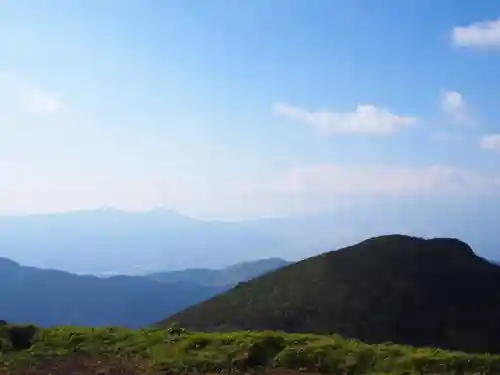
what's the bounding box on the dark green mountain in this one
[147,257,289,286]
[162,234,500,353]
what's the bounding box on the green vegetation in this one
[4,235,500,374]
[161,235,500,354]
[2,324,500,374]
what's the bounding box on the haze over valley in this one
[1,201,499,275]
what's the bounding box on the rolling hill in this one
[0,257,287,328]
[147,257,289,286]
[162,234,500,353]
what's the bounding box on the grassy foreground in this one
[2,325,500,374]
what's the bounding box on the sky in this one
[1,0,500,220]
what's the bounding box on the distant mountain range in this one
[0,209,296,275]
[0,256,288,328]
[1,205,499,276]
[163,235,500,354]
[148,257,289,286]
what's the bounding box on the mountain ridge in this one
[162,234,500,353]
[0,209,290,275]
[147,257,289,286]
[2,207,499,275]
[0,256,287,328]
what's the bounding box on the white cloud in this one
[441,91,464,114]
[452,19,500,49]
[16,86,62,115]
[3,159,497,220]
[0,73,62,118]
[441,90,468,124]
[228,164,495,209]
[273,164,492,196]
[198,163,500,218]
[274,103,416,134]
[480,134,500,151]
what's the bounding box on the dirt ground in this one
[0,354,151,375]
[0,357,324,375]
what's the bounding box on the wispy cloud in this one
[234,164,498,201]
[441,91,464,115]
[480,134,500,151]
[0,72,63,119]
[441,91,469,124]
[274,103,416,135]
[452,19,500,49]
[16,86,62,115]
[274,164,494,196]
[220,163,500,218]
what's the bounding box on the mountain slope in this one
[162,234,500,353]
[0,258,227,328]
[147,257,289,286]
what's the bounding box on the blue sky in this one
[1,0,500,219]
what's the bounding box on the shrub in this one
[6,324,39,350]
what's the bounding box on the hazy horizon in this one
[2,1,500,221]
[1,1,500,273]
